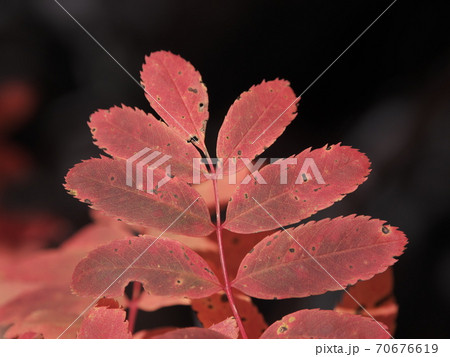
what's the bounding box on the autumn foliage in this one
[0,51,407,339]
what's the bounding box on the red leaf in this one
[3,223,131,286]
[232,215,407,299]
[141,51,209,151]
[0,286,92,339]
[65,157,214,237]
[153,327,229,339]
[209,317,239,339]
[77,305,131,339]
[191,292,267,339]
[72,235,222,299]
[89,105,207,182]
[217,79,298,173]
[260,309,391,338]
[335,268,398,334]
[136,293,190,312]
[224,144,371,233]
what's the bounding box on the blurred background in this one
[0,0,449,338]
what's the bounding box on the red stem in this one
[128,281,142,333]
[207,157,248,339]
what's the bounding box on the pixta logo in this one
[126,148,172,194]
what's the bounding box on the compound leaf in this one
[232,215,407,299]
[89,105,207,182]
[65,157,214,237]
[224,144,371,233]
[141,51,209,151]
[72,235,222,299]
[260,309,391,338]
[217,79,298,173]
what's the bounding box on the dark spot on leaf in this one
[178,71,182,75]
[244,193,249,199]
[188,136,198,143]
[84,199,92,205]
[294,196,299,200]
[110,176,115,181]
[128,240,132,245]
[156,96,161,101]
[184,252,189,260]
[277,256,281,260]
[232,237,239,245]
[117,218,122,221]
[169,250,173,254]
[114,248,118,252]
[349,265,353,269]
[312,246,316,251]
[220,294,228,303]
[382,226,390,234]
[207,304,213,309]
[269,89,273,92]
[174,194,178,198]
[198,102,205,112]
[237,150,242,156]
[303,199,307,202]
[326,145,332,151]
[302,173,308,182]
[167,143,171,146]
[176,279,182,284]
[249,248,254,254]
[289,248,295,253]
[243,265,248,269]
[188,87,198,93]
[241,317,247,322]
[273,297,278,300]
[204,267,213,275]
[226,136,229,140]
[278,326,288,334]
[266,241,271,246]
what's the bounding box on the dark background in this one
[1,0,449,338]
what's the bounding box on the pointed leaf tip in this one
[217,79,299,173]
[141,51,209,150]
